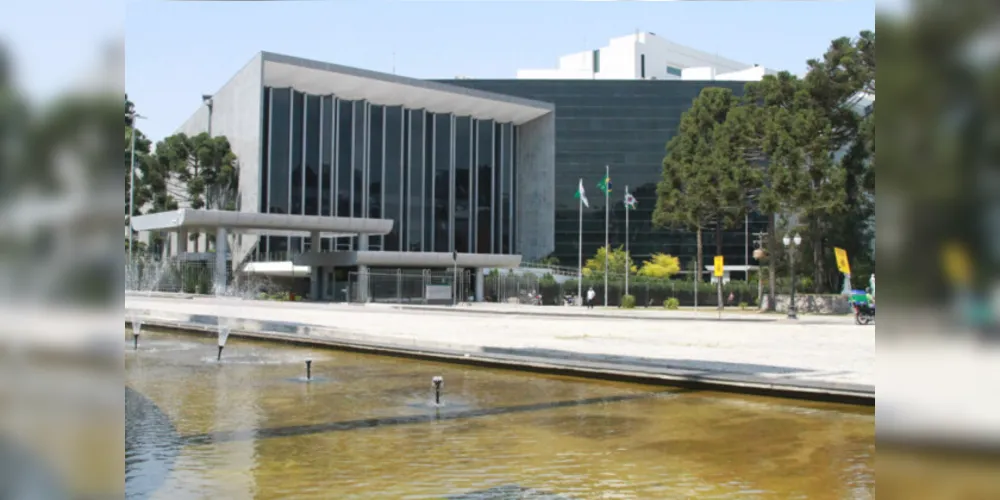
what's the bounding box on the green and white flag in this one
[624,186,637,210]
[574,178,590,208]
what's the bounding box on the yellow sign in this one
[942,242,972,286]
[714,256,724,277]
[834,247,851,275]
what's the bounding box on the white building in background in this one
[517,31,778,81]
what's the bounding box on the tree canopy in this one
[655,29,876,294]
[637,253,681,278]
[125,99,239,254]
[583,245,636,277]
[654,87,739,282]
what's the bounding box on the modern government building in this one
[162,32,805,298]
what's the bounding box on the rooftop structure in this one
[516,32,778,81]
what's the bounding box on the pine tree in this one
[654,87,736,286]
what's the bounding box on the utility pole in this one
[127,110,146,265]
[753,230,768,306]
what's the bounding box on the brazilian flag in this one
[597,176,612,195]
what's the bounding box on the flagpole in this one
[578,179,583,306]
[625,186,629,297]
[604,164,609,308]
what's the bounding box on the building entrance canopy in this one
[130,209,393,238]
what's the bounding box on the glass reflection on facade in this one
[475,120,493,254]
[442,79,762,267]
[257,86,522,259]
[369,105,384,250]
[433,113,451,253]
[454,117,472,254]
[407,110,424,252]
[336,99,353,249]
[320,96,334,251]
[384,107,403,251]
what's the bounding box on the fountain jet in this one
[217,327,230,361]
[130,317,142,350]
[432,376,443,406]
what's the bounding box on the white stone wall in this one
[515,112,556,260]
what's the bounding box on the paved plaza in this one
[124,295,874,401]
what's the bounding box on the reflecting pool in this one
[126,329,874,499]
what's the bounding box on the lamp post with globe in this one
[782,233,802,319]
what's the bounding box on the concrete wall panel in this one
[516,112,555,260]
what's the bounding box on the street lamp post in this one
[452,250,459,306]
[127,112,146,265]
[782,233,802,319]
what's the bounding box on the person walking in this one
[586,287,596,310]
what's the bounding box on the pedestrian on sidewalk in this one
[586,287,596,309]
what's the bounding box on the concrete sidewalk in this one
[125,295,874,404]
[124,291,852,324]
[385,302,854,325]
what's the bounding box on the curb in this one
[388,305,780,323]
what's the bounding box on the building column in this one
[309,231,321,301]
[358,264,369,303]
[475,268,485,302]
[357,234,370,303]
[176,229,187,258]
[214,228,228,296]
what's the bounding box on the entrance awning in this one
[130,209,393,237]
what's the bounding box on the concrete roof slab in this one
[130,209,393,236]
[261,52,554,125]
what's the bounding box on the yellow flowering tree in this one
[637,253,681,278]
[584,245,636,276]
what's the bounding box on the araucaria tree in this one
[155,132,239,251]
[126,97,179,255]
[654,87,737,285]
[654,29,875,296]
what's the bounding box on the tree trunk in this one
[767,213,777,312]
[813,231,824,293]
[696,227,703,290]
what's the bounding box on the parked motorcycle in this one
[853,301,875,325]
[850,289,875,325]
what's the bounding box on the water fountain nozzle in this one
[305,359,313,381]
[217,345,224,362]
[432,376,443,405]
[133,333,139,351]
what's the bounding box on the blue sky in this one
[123,0,874,142]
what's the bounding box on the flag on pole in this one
[574,179,590,208]
[623,187,637,210]
[598,175,612,195]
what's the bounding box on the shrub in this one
[664,297,680,310]
[196,269,213,295]
[739,302,749,310]
[621,294,636,309]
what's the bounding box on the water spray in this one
[130,319,142,351]
[217,327,230,362]
[432,376,443,406]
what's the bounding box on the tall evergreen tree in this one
[654,87,737,285]
[155,132,239,251]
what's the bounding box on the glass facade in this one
[440,79,765,268]
[258,87,519,258]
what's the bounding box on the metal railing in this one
[346,269,472,305]
[517,260,579,277]
[483,272,544,304]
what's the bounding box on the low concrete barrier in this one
[760,294,852,315]
[126,307,873,406]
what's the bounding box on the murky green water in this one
[125,329,874,499]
